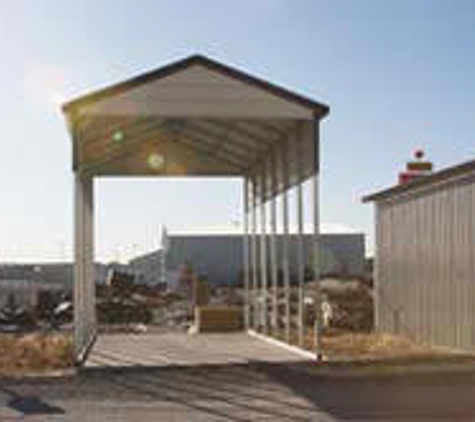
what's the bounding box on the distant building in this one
[0,263,108,310]
[129,229,366,287]
[364,156,475,351]
[128,254,163,285]
[0,278,78,310]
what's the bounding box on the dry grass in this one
[321,331,455,361]
[270,328,463,362]
[0,333,74,375]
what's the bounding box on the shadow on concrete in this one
[2,361,475,420]
[1,386,65,416]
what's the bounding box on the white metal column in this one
[260,164,268,334]
[74,172,96,361]
[243,177,250,329]
[311,120,322,359]
[280,145,291,343]
[269,151,278,334]
[295,125,306,347]
[251,176,259,330]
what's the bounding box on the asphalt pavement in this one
[2,362,475,421]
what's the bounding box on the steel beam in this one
[204,119,274,147]
[189,120,269,152]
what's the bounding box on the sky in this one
[0,0,475,263]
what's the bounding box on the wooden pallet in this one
[194,305,243,333]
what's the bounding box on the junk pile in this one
[97,269,153,326]
[321,278,374,333]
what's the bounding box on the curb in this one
[290,362,475,378]
[0,367,77,380]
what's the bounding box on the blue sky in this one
[1,0,474,262]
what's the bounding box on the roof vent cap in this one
[398,149,434,185]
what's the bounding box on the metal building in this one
[62,55,330,360]
[364,158,475,351]
[129,230,365,286]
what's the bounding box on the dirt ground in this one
[0,334,73,376]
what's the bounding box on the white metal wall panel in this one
[375,174,475,351]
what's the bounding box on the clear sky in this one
[1,0,474,263]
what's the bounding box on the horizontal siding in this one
[376,175,475,351]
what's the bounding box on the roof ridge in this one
[62,54,329,117]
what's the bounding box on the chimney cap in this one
[414,149,425,160]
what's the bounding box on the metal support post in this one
[243,177,250,329]
[251,176,259,330]
[311,121,323,359]
[260,163,268,334]
[281,145,291,343]
[270,150,278,334]
[295,125,305,348]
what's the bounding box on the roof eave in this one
[363,158,475,203]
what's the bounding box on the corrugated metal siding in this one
[375,175,475,351]
[164,233,365,286]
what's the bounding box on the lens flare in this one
[23,63,68,112]
[147,153,165,170]
[112,131,125,143]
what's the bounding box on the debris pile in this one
[321,278,374,332]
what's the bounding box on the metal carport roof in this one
[63,54,329,197]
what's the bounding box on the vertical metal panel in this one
[424,193,435,342]
[375,173,475,351]
[374,204,382,332]
[470,181,475,348]
[458,185,469,348]
[444,187,456,347]
[412,197,421,342]
[433,186,444,346]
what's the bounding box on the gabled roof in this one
[62,55,329,190]
[62,54,329,117]
[363,157,475,203]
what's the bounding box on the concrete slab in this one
[86,332,308,368]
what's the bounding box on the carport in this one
[62,55,329,362]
